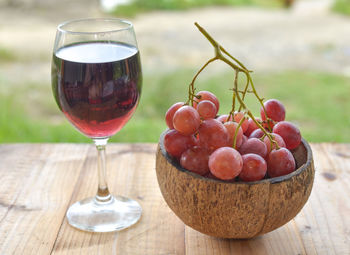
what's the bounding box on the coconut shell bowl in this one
[155,131,315,239]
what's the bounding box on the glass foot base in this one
[66,195,142,232]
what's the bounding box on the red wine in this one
[52,42,142,138]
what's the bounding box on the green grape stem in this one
[233,112,246,149]
[194,22,279,149]
[219,46,251,111]
[187,57,217,106]
[238,76,250,111]
[226,89,236,123]
[219,44,267,114]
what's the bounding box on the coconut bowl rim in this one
[158,130,313,185]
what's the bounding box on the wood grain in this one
[0,144,90,255]
[0,143,349,254]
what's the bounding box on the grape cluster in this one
[162,23,302,182]
[164,92,302,182]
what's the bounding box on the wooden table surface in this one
[0,143,349,255]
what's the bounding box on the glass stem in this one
[93,138,112,203]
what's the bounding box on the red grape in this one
[223,121,243,148]
[194,91,220,112]
[239,135,248,149]
[164,129,196,159]
[209,147,243,180]
[198,119,229,152]
[239,154,267,182]
[249,128,264,139]
[233,112,249,133]
[273,121,301,150]
[267,147,296,177]
[180,146,210,176]
[197,100,217,119]
[204,172,220,180]
[263,133,286,152]
[216,114,232,123]
[245,117,260,136]
[260,99,286,122]
[165,102,184,129]
[239,138,268,158]
[173,105,201,135]
[262,119,275,130]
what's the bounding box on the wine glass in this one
[51,18,142,232]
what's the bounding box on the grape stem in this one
[219,45,268,120]
[193,22,279,149]
[233,112,245,149]
[232,70,279,149]
[226,89,236,123]
[187,57,217,106]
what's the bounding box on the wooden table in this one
[0,143,349,254]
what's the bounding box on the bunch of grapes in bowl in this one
[162,23,302,183]
[156,23,314,239]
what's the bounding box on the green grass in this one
[333,0,350,16]
[111,0,283,17]
[0,47,17,63]
[1,70,350,143]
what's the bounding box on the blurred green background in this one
[111,0,284,16]
[0,0,349,143]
